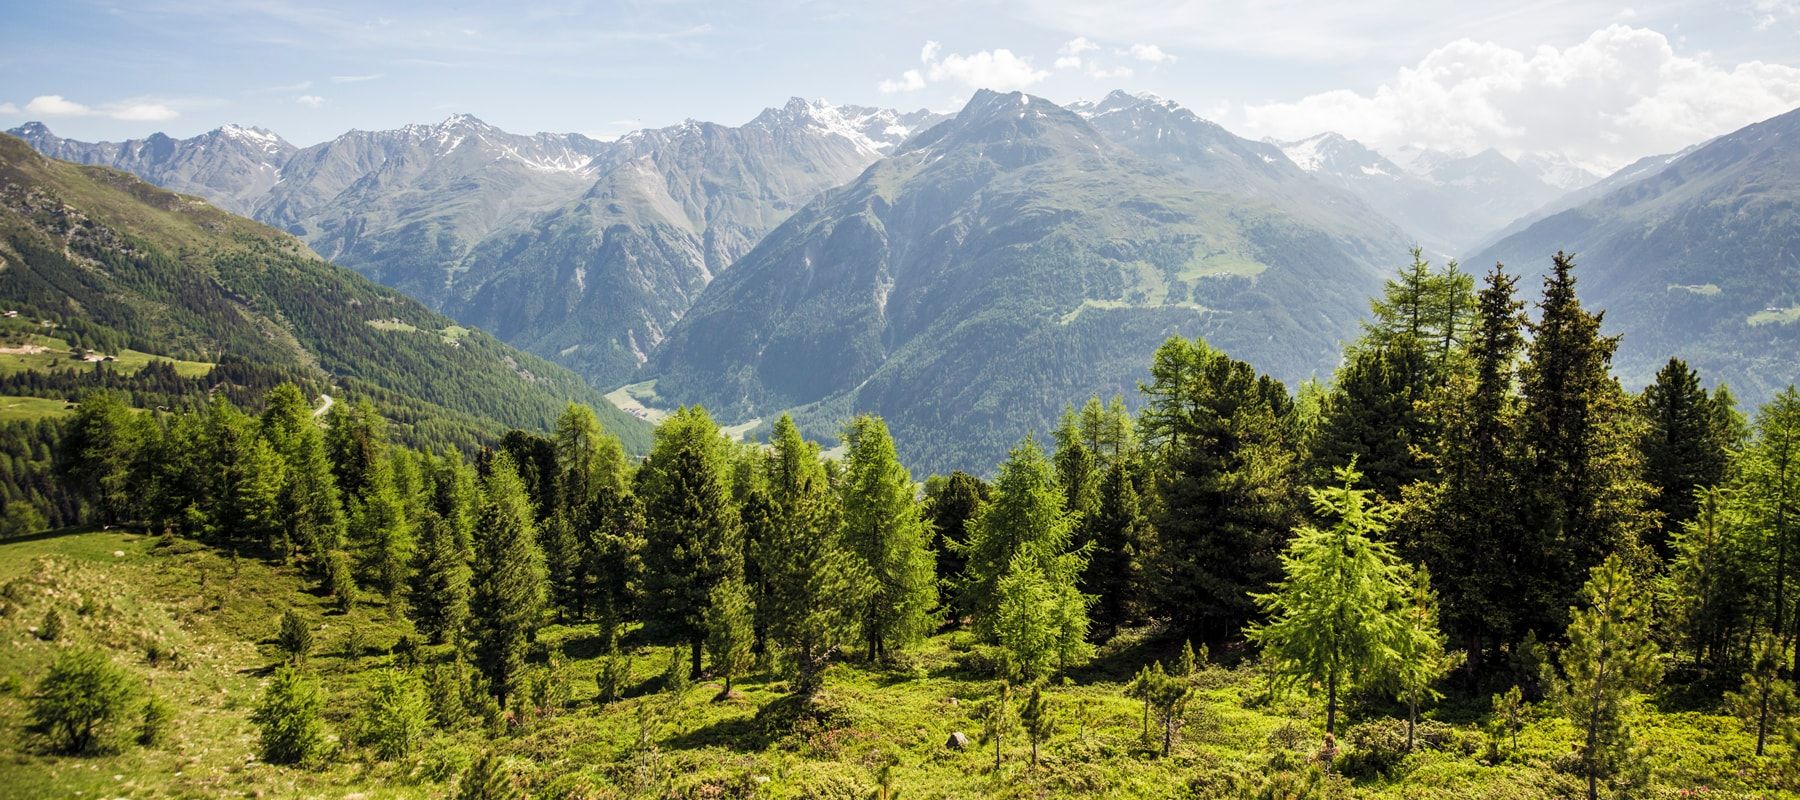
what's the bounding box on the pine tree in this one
[840,415,939,662]
[1558,555,1661,800]
[348,456,412,608]
[638,407,745,677]
[924,471,990,610]
[749,415,863,698]
[1422,264,1528,662]
[58,391,148,526]
[1140,335,1298,640]
[1310,338,1436,499]
[201,397,286,551]
[1666,487,1755,676]
[1520,252,1653,637]
[1641,358,1733,554]
[1052,407,1101,521]
[409,507,471,645]
[1389,566,1456,750]
[1143,662,1192,756]
[1249,466,1413,736]
[705,576,755,698]
[979,682,1017,773]
[1725,634,1797,757]
[1088,457,1151,636]
[467,453,547,708]
[276,608,313,664]
[251,666,327,766]
[578,481,645,637]
[539,511,580,620]
[280,417,346,566]
[325,398,389,505]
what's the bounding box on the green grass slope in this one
[1,532,1784,798]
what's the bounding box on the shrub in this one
[597,652,632,704]
[38,606,65,641]
[456,750,525,800]
[28,648,139,754]
[426,662,468,729]
[251,666,327,765]
[138,693,172,748]
[357,668,429,760]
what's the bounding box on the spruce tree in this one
[1249,466,1414,735]
[58,391,148,526]
[923,471,990,609]
[1088,457,1151,637]
[840,415,939,662]
[1558,555,1660,800]
[1667,487,1754,676]
[356,668,429,760]
[579,481,646,637]
[409,507,471,645]
[324,398,389,504]
[468,453,547,707]
[276,608,313,664]
[638,407,744,677]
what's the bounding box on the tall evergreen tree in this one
[202,397,285,551]
[1741,388,1800,670]
[1087,457,1151,636]
[409,507,471,645]
[1139,336,1298,640]
[638,407,745,677]
[1421,264,1529,661]
[840,415,939,662]
[324,398,388,504]
[1641,358,1733,554]
[704,576,755,697]
[467,453,547,707]
[749,415,864,697]
[59,391,150,526]
[1053,407,1101,521]
[1310,338,1436,499]
[924,471,990,608]
[1519,252,1653,636]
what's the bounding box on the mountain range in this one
[1472,105,1800,403]
[11,92,1792,471]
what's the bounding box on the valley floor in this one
[0,531,1788,798]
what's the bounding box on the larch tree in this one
[1558,554,1661,800]
[1249,466,1414,736]
[840,415,939,662]
[704,576,755,698]
[468,452,547,708]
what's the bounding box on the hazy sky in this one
[4,0,1799,171]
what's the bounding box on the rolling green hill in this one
[0,133,649,453]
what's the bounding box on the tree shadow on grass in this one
[662,710,768,753]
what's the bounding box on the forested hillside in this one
[6,250,1798,798]
[0,132,649,527]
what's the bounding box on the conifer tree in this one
[1741,389,1800,668]
[1311,338,1436,499]
[1641,358,1732,553]
[1667,487,1754,675]
[1250,466,1414,735]
[468,453,547,707]
[456,750,525,800]
[1052,407,1100,520]
[1725,634,1796,757]
[924,471,990,606]
[252,666,327,765]
[638,407,744,677]
[356,668,429,760]
[409,507,471,645]
[59,391,148,526]
[705,576,754,698]
[275,414,346,566]
[348,457,412,607]
[1422,264,1529,661]
[1020,682,1056,769]
[553,403,628,514]
[1520,252,1653,636]
[840,415,939,662]
[979,682,1017,773]
[429,450,482,557]
[1143,662,1192,756]
[1389,566,1456,750]
[579,481,646,636]
[200,397,286,551]
[1139,336,1298,640]
[276,608,313,664]
[1558,555,1661,800]
[325,398,389,505]
[749,415,863,697]
[1088,457,1151,636]
[28,648,139,755]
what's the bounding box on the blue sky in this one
[4,0,1798,170]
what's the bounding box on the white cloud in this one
[297,95,326,108]
[1055,55,1082,69]
[880,41,1051,93]
[24,95,90,116]
[879,69,927,93]
[1087,64,1135,79]
[1059,37,1099,56]
[928,48,1049,90]
[1754,0,1800,29]
[1236,25,1800,172]
[1126,43,1176,63]
[110,103,179,121]
[330,73,385,83]
[0,102,18,114]
[19,94,189,122]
